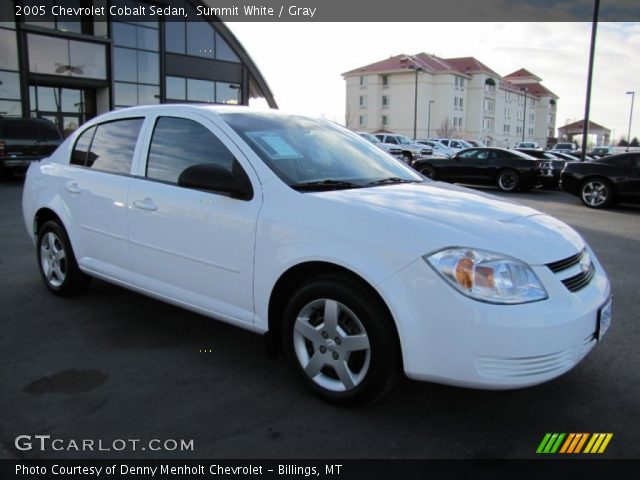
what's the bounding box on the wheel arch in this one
[267,261,402,361]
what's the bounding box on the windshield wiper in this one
[366,177,420,186]
[290,179,363,191]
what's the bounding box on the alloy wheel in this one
[581,181,608,207]
[40,231,66,288]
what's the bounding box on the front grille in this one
[546,250,584,273]
[562,263,596,292]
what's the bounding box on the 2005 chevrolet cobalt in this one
[23,105,612,404]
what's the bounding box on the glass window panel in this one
[62,116,80,137]
[71,126,95,166]
[69,40,106,79]
[166,76,186,100]
[114,82,137,107]
[0,29,19,70]
[147,117,235,184]
[28,34,69,76]
[56,21,82,34]
[0,71,20,100]
[187,21,215,58]
[216,82,240,105]
[215,32,239,63]
[35,87,60,112]
[137,51,159,85]
[61,88,82,112]
[138,84,159,105]
[137,26,158,51]
[113,47,137,82]
[165,21,185,54]
[0,99,21,116]
[112,22,137,48]
[87,118,143,173]
[187,79,214,102]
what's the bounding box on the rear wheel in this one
[37,220,91,296]
[580,178,612,209]
[497,169,520,192]
[282,274,401,405]
[419,165,437,180]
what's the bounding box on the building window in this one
[528,127,534,136]
[381,75,389,87]
[359,76,367,88]
[459,98,463,108]
[506,91,511,101]
[484,99,494,113]
[505,108,511,118]
[548,114,554,124]
[483,118,494,130]
[359,115,367,127]
[359,95,367,108]
[27,33,107,80]
[165,76,240,104]
[529,113,535,122]
[454,97,459,107]
[382,115,389,127]
[382,95,389,108]
[0,25,21,116]
[503,124,510,133]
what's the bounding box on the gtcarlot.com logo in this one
[536,433,613,454]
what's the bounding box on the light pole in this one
[626,91,635,152]
[427,100,434,139]
[410,65,423,139]
[521,87,527,142]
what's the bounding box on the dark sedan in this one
[412,147,542,192]
[516,148,565,189]
[561,153,640,208]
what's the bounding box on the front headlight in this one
[424,247,548,304]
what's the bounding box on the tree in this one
[630,137,639,147]
[436,117,454,138]
[618,138,629,147]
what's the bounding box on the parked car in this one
[432,138,473,151]
[466,139,486,148]
[551,142,579,154]
[561,152,640,208]
[374,133,431,164]
[414,139,454,158]
[413,147,543,192]
[515,148,565,189]
[590,145,615,158]
[23,105,611,405]
[356,131,404,161]
[552,151,596,162]
[515,141,541,150]
[0,117,62,177]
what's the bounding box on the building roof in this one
[504,68,542,82]
[558,120,611,134]
[342,52,472,77]
[443,57,500,77]
[516,82,559,99]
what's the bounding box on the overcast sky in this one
[227,22,640,142]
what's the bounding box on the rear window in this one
[84,118,143,174]
[0,118,62,141]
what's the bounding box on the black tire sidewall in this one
[36,220,85,296]
[281,275,399,405]
[420,165,436,179]
[497,169,519,192]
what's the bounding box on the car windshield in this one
[396,135,413,145]
[359,132,380,143]
[459,140,474,148]
[221,113,423,190]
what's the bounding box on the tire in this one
[281,273,401,405]
[37,220,91,296]
[497,169,520,192]
[402,152,412,165]
[419,165,437,180]
[580,177,612,209]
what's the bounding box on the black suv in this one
[0,117,62,177]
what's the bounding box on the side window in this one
[386,136,398,145]
[71,126,95,166]
[146,116,236,184]
[458,149,478,159]
[86,118,143,174]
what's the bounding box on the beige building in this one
[343,54,558,147]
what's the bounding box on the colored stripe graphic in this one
[537,433,613,454]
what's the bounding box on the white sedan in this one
[23,105,612,405]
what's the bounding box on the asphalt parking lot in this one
[1,176,639,459]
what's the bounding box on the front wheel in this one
[497,169,520,192]
[282,274,401,405]
[37,220,91,296]
[580,178,612,209]
[419,165,437,180]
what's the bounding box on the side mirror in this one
[178,163,253,200]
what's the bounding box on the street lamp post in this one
[521,87,527,142]
[626,91,635,152]
[427,100,434,139]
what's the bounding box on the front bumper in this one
[378,246,611,389]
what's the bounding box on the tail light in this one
[0,141,5,157]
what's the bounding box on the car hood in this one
[313,181,584,265]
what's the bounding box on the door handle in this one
[133,198,158,212]
[64,181,81,194]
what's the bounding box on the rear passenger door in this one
[128,113,261,326]
[63,117,144,280]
